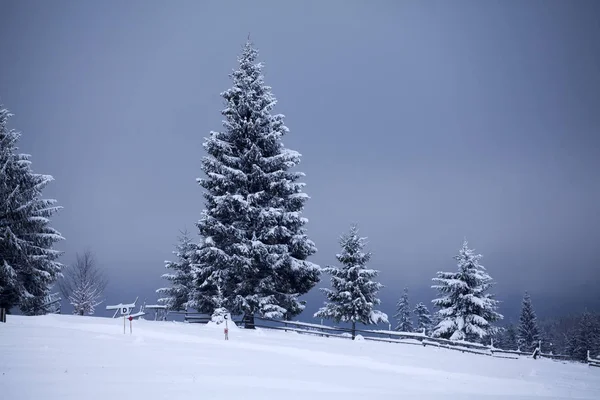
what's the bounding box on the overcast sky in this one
[1,0,599,322]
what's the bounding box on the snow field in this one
[1,314,599,400]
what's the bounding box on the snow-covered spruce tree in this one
[187,248,220,315]
[196,40,320,323]
[413,302,433,335]
[59,250,107,315]
[41,292,62,314]
[517,292,540,352]
[0,106,64,314]
[430,311,442,335]
[314,224,388,339]
[394,287,413,332]
[156,229,197,311]
[501,324,518,350]
[567,311,600,361]
[431,240,502,342]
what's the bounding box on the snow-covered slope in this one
[1,314,598,399]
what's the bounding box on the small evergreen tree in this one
[413,302,433,335]
[517,292,540,352]
[431,240,502,341]
[314,224,388,339]
[394,287,413,332]
[156,229,197,311]
[0,106,64,314]
[196,40,320,322]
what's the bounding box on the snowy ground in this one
[1,315,598,400]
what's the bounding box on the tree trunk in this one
[352,321,356,340]
[79,310,84,316]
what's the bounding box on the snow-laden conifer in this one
[315,224,387,339]
[196,41,320,321]
[517,292,540,352]
[431,240,502,341]
[0,106,63,314]
[413,302,433,335]
[394,287,413,332]
[156,229,197,311]
[498,324,518,350]
[567,311,600,361]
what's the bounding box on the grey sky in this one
[1,0,599,321]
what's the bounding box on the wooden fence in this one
[588,351,600,368]
[170,311,246,325]
[172,311,582,363]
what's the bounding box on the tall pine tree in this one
[517,292,540,352]
[314,224,388,339]
[413,302,433,335]
[156,229,197,311]
[394,287,413,332]
[0,106,63,314]
[196,41,320,322]
[431,240,502,341]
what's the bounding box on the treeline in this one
[155,40,506,343]
[493,309,600,361]
[395,287,600,360]
[154,40,598,357]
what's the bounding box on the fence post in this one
[244,314,255,329]
[0,308,6,323]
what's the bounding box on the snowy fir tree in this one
[431,240,502,341]
[186,245,221,315]
[430,311,442,334]
[195,40,320,323]
[314,225,388,339]
[517,292,540,352]
[59,250,107,316]
[501,324,518,350]
[394,287,413,332]
[413,302,433,335]
[0,106,63,314]
[41,292,62,314]
[156,229,197,311]
[567,311,600,361]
